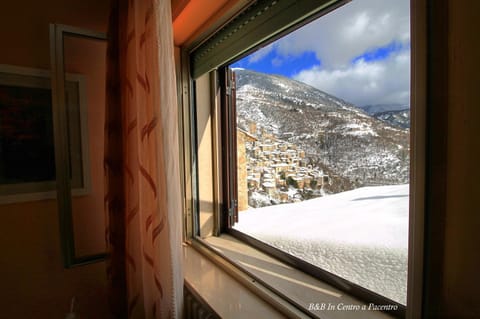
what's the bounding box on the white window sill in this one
[184,235,397,319]
[183,242,288,318]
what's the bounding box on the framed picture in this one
[0,64,90,204]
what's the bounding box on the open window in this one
[186,0,413,317]
[50,24,107,267]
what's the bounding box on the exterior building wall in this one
[237,131,249,211]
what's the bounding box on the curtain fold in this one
[104,0,183,318]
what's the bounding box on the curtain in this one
[104,0,183,318]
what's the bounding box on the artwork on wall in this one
[0,64,90,204]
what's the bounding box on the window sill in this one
[184,235,396,319]
[183,242,288,318]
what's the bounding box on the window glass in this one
[230,0,410,305]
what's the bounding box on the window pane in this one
[63,34,108,258]
[231,0,410,305]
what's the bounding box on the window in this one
[50,24,108,267]
[187,0,412,317]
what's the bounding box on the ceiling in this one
[172,0,242,46]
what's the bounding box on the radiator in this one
[184,283,221,319]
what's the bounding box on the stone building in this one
[240,123,331,208]
[237,129,257,211]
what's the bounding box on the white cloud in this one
[248,43,275,63]
[276,0,410,68]
[241,0,411,106]
[294,50,410,106]
[269,0,411,106]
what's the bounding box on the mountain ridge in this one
[235,69,410,193]
[359,103,410,128]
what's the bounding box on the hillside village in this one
[234,69,410,211]
[237,122,330,210]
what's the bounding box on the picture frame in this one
[0,64,91,204]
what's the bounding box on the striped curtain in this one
[104,0,183,318]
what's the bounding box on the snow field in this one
[234,184,409,304]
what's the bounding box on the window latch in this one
[229,199,237,216]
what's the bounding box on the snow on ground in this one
[234,184,409,304]
[339,122,378,136]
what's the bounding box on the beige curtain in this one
[104,0,183,318]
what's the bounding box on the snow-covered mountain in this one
[235,69,410,193]
[360,103,409,115]
[374,109,410,129]
[359,103,410,129]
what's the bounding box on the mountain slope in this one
[360,103,409,115]
[359,103,410,129]
[234,69,409,192]
[374,109,410,129]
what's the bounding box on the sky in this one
[231,0,410,107]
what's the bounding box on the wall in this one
[236,131,248,212]
[423,0,480,318]
[442,0,480,317]
[0,0,110,318]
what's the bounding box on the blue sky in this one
[232,50,322,78]
[352,41,408,63]
[231,0,411,107]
